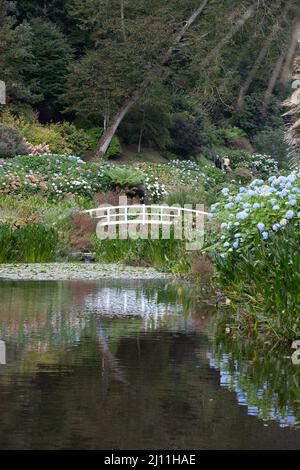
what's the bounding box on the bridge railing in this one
[84,204,208,226]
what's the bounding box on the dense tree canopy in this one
[1,0,300,159]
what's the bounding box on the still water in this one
[0,279,299,450]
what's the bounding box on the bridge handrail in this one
[84,204,208,216]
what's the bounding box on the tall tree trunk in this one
[262,48,287,112]
[237,3,291,110]
[199,5,257,71]
[96,0,210,158]
[216,1,282,103]
[237,24,281,110]
[96,81,150,156]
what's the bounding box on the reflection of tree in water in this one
[208,335,300,428]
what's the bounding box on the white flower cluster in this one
[229,152,279,174]
[144,176,168,203]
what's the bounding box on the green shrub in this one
[2,112,70,154]
[105,166,143,188]
[57,122,94,156]
[0,124,28,158]
[220,127,246,140]
[169,114,202,157]
[166,187,205,207]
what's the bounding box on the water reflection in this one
[0,279,300,449]
[208,336,300,428]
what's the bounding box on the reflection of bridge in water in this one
[84,287,185,330]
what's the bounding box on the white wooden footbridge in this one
[84,204,208,227]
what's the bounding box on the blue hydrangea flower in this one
[236,211,248,220]
[272,223,281,232]
[286,210,294,220]
[257,222,265,232]
[221,188,230,196]
[262,231,269,240]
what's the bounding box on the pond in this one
[0,279,299,450]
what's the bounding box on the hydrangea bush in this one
[209,172,300,339]
[167,160,218,189]
[221,152,279,174]
[210,173,300,256]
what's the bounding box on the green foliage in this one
[169,114,202,157]
[220,127,246,140]
[105,166,143,188]
[58,122,94,156]
[165,187,205,207]
[0,2,41,103]
[0,222,58,262]
[0,124,28,158]
[120,94,172,151]
[1,111,70,153]
[217,149,278,174]
[26,18,73,115]
[92,233,191,275]
[232,93,284,138]
[14,223,59,262]
[0,111,122,157]
[252,127,289,167]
